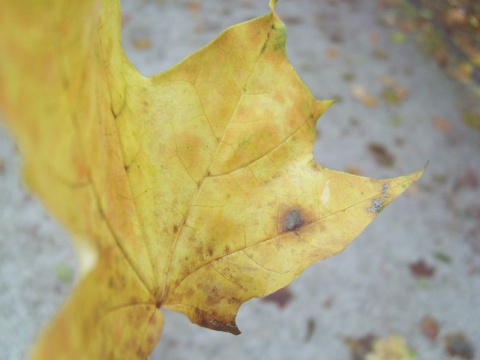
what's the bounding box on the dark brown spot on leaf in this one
[284,210,304,231]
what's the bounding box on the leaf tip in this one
[317,99,336,111]
[410,161,428,184]
[422,160,429,172]
[367,164,426,214]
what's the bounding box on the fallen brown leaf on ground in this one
[420,315,439,341]
[409,259,435,278]
[367,143,395,168]
[444,332,475,359]
[261,286,293,309]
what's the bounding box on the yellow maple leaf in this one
[0,0,424,358]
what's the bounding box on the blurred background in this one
[0,0,479,359]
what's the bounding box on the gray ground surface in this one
[1,1,479,359]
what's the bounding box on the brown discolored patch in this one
[208,318,241,335]
[206,295,220,307]
[173,225,178,234]
[147,334,156,346]
[194,308,241,335]
[184,287,194,298]
[227,296,239,305]
[207,246,214,256]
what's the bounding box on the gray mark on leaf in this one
[284,210,304,231]
[368,183,390,213]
